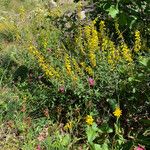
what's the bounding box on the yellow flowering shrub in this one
[25,19,145,88]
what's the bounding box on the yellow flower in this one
[85,66,94,76]
[75,27,85,54]
[64,121,72,131]
[99,20,106,33]
[86,115,94,125]
[28,45,59,79]
[64,54,72,75]
[72,58,83,76]
[134,30,141,53]
[107,41,120,68]
[84,21,99,67]
[121,43,133,62]
[113,107,122,118]
[114,21,123,40]
[101,37,108,51]
[80,62,86,68]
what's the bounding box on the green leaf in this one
[119,13,128,26]
[143,129,150,136]
[61,134,70,146]
[106,5,119,18]
[137,135,150,147]
[128,77,134,82]
[94,144,102,150]
[99,123,113,133]
[86,124,99,143]
[107,98,117,109]
[122,141,133,150]
[140,119,150,125]
[102,142,109,150]
[139,57,149,66]
[129,16,137,29]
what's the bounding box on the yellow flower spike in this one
[84,26,91,40]
[43,40,48,48]
[89,53,96,67]
[75,26,85,55]
[84,21,99,67]
[121,43,133,63]
[72,58,83,76]
[100,20,105,29]
[113,107,122,118]
[101,37,108,51]
[85,66,94,77]
[107,41,120,68]
[99,20,106,37]
[86,115,94,125]
[64,54,72,75]
[134,30,141,53]
[28,45,59,80]
[114,21,123,40]
[114,21,133,64]
[80,62,86,69]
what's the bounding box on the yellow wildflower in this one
[64,54,72,75]
[43,39,48,48]
[86,115,94,125]
[64,121,72,131]
[90,24,99,51]
[72,58,83,76]
[80,62,86,69]
[99,20,106,34]
[84,21,99,67]
[134,30,141,53]
[114,21,123,40]
[75,27,85,54]
[121,43,133,62]
[113,107,122,118]
[99,21,109,52]
[28,46,59,79]
[107,41,120,67]
[89,53,96,67]
[77,1,82,20]
[84,26,91,42]
[99,20,106,43]
[19,6,25,18]
[85,66,94,76]
[101,37,108,51]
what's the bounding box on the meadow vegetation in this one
[0,0,150,150]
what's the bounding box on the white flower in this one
[49,0,57,8]
[79,11,86,20]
